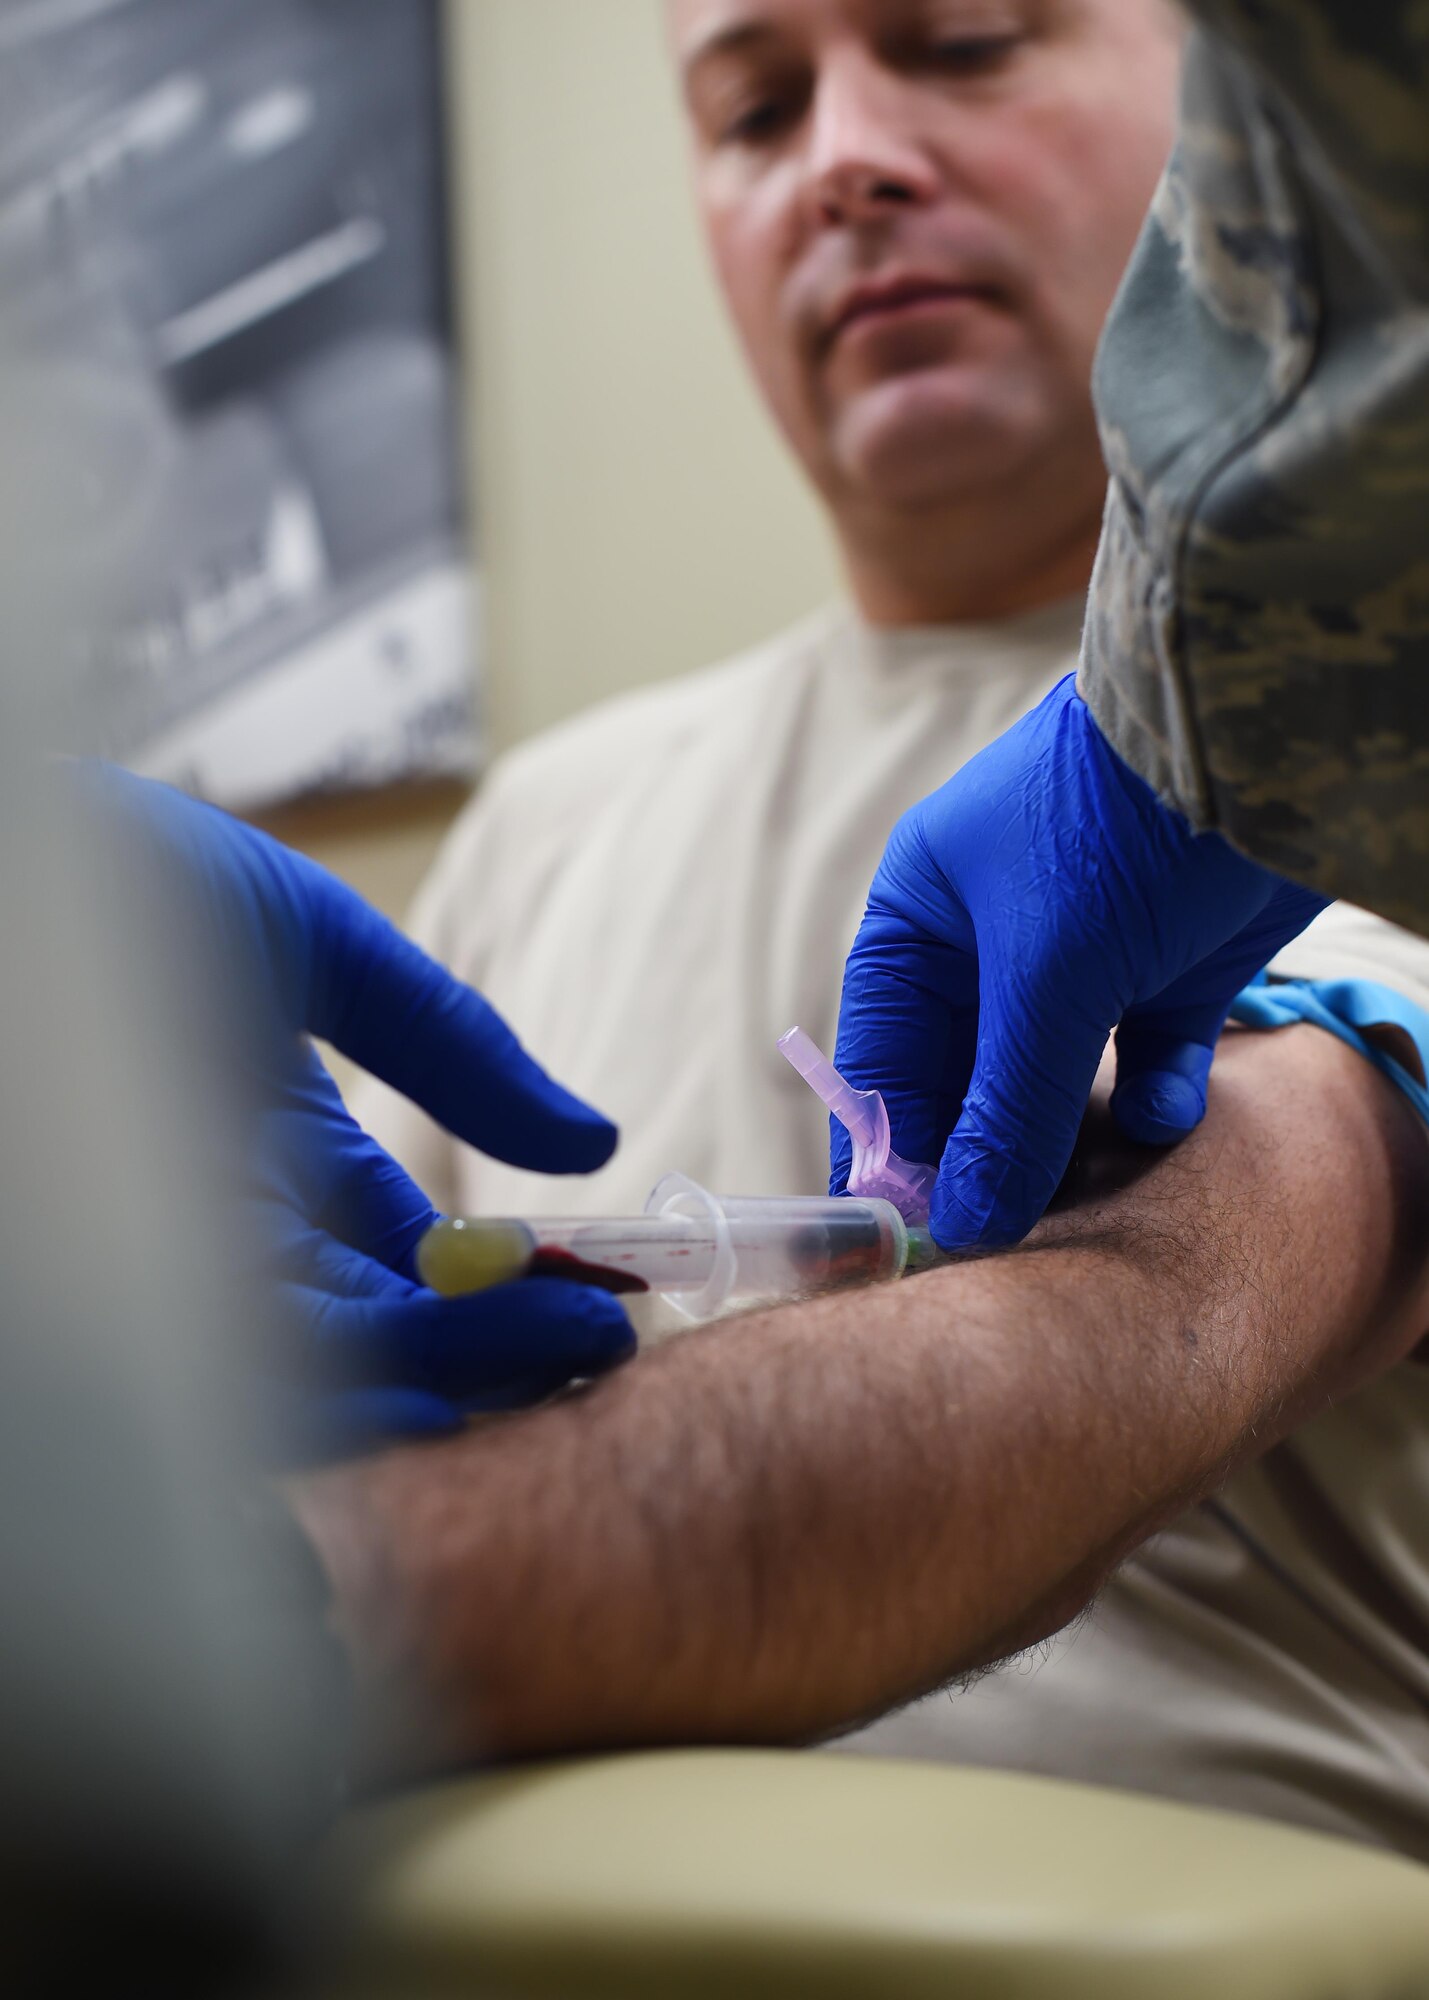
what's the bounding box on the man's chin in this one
[829,373,1037,512]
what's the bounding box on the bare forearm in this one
[290,1029,1429,1785]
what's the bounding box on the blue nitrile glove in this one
[76,765,632,1462]
[831,675,1327,1252]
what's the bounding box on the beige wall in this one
[448,0,841,755]
[287,0,841,924]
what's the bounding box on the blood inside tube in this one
[784,1209,892,1291]
[528,1246,650,1295]
[529,1219,719,1296]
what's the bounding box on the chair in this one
[322,1749,1429,1997]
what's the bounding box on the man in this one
[346,0,1429,1852]
[359,0,1183,1217]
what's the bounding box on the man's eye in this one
[922,34,1021,73]
[722,96,798,145]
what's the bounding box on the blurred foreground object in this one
[0,291,339,1991]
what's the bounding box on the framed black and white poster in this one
[0,0,479,811]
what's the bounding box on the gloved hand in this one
[831,675,1326,1252]
[76,765,632,1462]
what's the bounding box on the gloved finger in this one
[274,1274,636,1404]
[1110,1006,1225,1146]
[261,1048,440,1278]
[1111,878,1329,1146]
[70,768,615,1174]
[249,1198,415,1302]
[262,1385,465,1468]
[830,899,979,1193]
[295,861,617,1175]
[930,956,1113,1252]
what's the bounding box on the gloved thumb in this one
[929,968,1112,1252]
[1109,1001,1230,1147]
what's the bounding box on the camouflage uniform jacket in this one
[1078,2,1429,934]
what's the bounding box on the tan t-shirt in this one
[358,603,1429,1859]
[362,601,1079,1213]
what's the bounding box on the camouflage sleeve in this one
[1078,2,1429,936]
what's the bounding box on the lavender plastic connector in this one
[778,1025,937,1226]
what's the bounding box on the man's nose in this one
[804,53,941,225]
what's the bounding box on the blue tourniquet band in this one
[1230,973,1429,1130]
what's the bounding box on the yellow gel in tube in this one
[417,1216,537,1296]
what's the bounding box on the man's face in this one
[672,0,1180,518]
